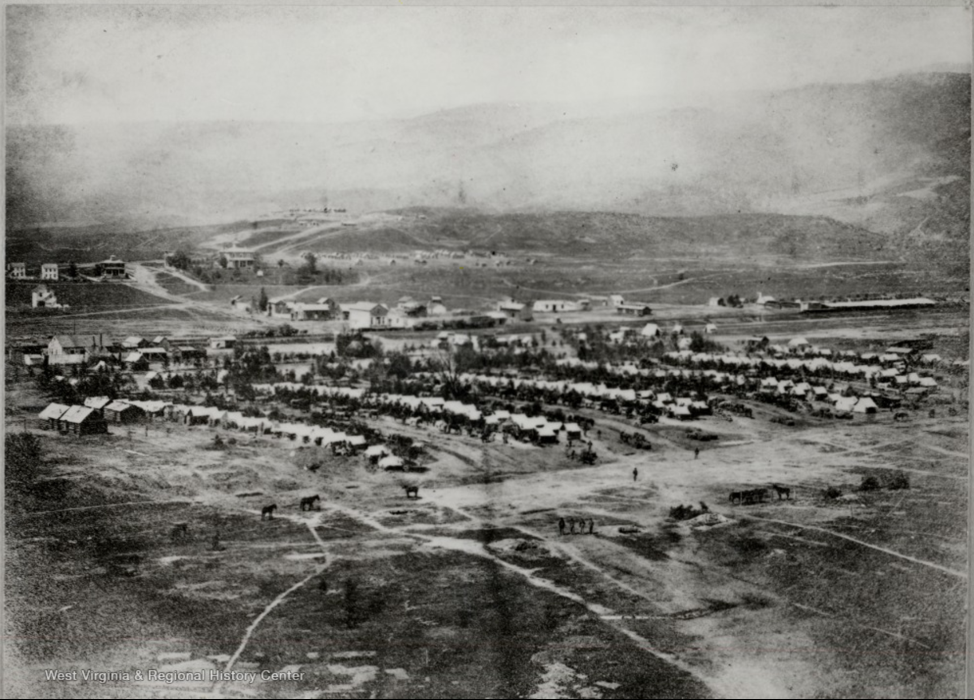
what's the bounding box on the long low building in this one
[805,297,936,312]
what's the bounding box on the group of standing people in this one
[558,516,595,535]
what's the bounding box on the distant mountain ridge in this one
[6,70,969,258]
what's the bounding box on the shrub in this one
[823,486,842,499]
[859,476,881,492]
[888,471,910,490]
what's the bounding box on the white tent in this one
[379,455,404,469]
[640,323,661,338]
[853,397,879,414]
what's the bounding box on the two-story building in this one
[224,247,257,270]
[46,334,114,364]
[101,255,127,278]
[41,264,59,281]
[8,263,27,279]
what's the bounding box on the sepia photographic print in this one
[3,4,971,698]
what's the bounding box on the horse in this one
[170,522,189,542]
[893,411,910,422]
[403,485,419,499]
[261,504,277,520]
[300,494,321,511]
[771,484,791,501]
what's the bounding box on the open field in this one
[6,281,173,310]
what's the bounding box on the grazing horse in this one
[729,491,743,505]
[261,504,277,520]
[300,495,321,511]
[403,485,419,499]
[771,484,791,501]
[893,411,910,422]
[170,522,189,542]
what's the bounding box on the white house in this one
[344,302,389,329]
[41,263,59,281]
[32,284,62,309]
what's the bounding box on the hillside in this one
[7,72,969,251]
[223,209,892,266]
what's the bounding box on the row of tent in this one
[660,351,938,388]
[371,393,584,440]
[167,403,368,447]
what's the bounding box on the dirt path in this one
[10,499,196,519]
[158,267,210,292]
[737,514,966,578]
[323,500,721,695]
[214,509,334,694]
[921,444,969,460]
[215,565,328,690]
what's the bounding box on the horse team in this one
[729,483,791,505]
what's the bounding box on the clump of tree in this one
[335,332,383,360]
[167,249,193,271]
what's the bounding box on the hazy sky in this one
[6,5,971,125]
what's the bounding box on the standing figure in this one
[694,447,700,459]
[588,518,595,534]
[633,467,638,482]
[568,517,576,534]
[558,517,566,535]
